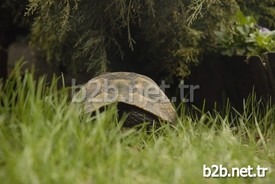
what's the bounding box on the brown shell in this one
[73,72,177,122]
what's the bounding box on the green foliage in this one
[25,0,238,79]
[26,0,156,74]
[214,10,275,57]
[0,65,275,183]
[4,0,273,78]
[236,0,275,29]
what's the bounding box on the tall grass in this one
[0,64,274,184]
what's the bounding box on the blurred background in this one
[1,0,275,112]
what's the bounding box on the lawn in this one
[0,67,274,184]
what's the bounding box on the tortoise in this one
[73,72,177,127]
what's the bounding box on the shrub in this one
[214,10,275,57]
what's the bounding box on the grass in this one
[0,65,274,184]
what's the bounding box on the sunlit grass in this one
[0,64,274,184]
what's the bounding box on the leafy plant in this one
[236,0,275,29]
[214,10,275,57]
[4,0,274,79]
[23,0,238,79]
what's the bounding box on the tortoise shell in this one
[73,72,177,123]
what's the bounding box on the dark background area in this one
[1,1,275,114]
